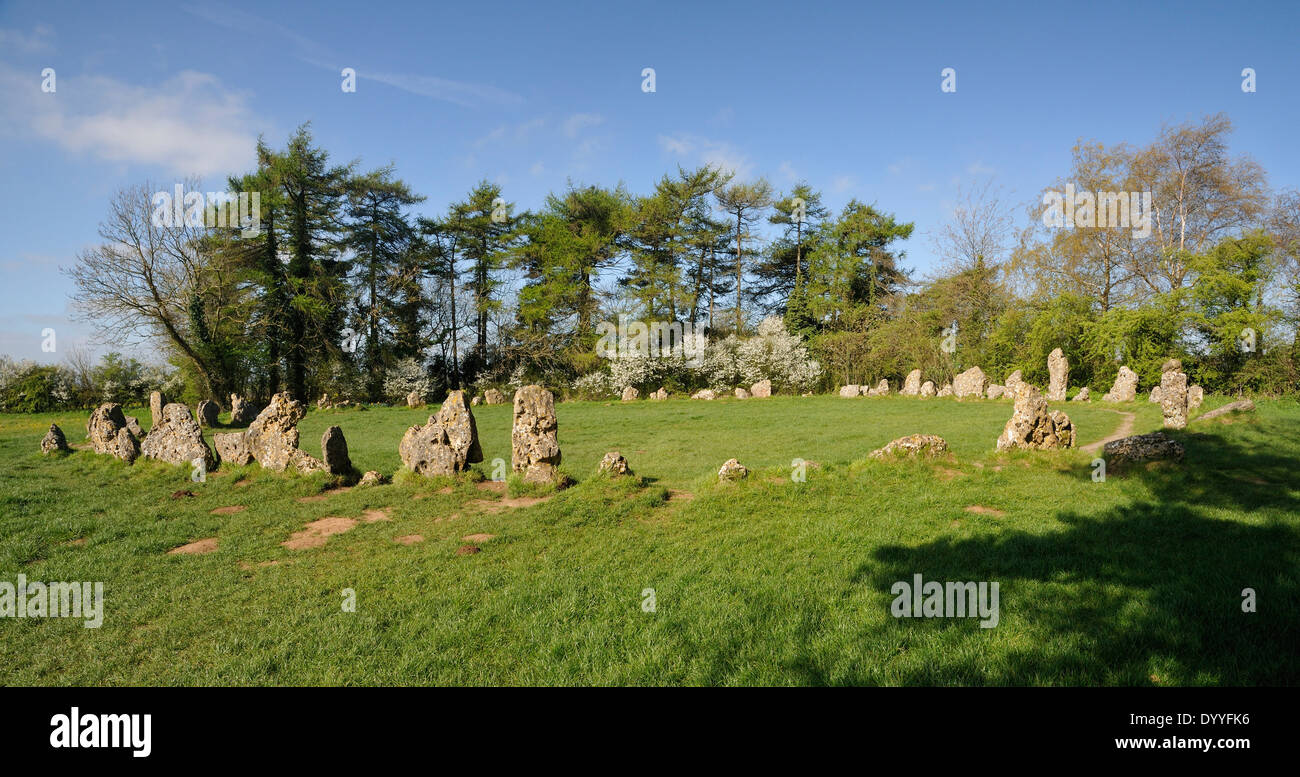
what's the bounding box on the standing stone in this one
[953,367,987,399]
[650,387,668,400]
[321,426,351,475]
[1149,387,1163,403]
[1047,348,1069,401]
[920,381,936,398]
[996,384,1075,450]
[839,384,861,398]
[691,389,717,400]
[1102,366,1138,402]
[229,393,256,425]
[1004,370,1025,394]
[986,385,1006,400]
[734,387,750,399]
[901,369,922,396]
[125,415,146,440]
[621,386,639,401]
[407,391,422,408]
[141,403,216,470]
[245,392,308,472]
[214,432,254,466]
[718,458,748,481]
[149,391,167,429]
[1071,387,1090,402]
[599,451,632,477]
[870,434,949,459]
[875,379,889,395]
[400,390,483,477]
[750,379,771,398]
[483,388,506,405]
[1159,368,1189,430]
[937,384,953,397]
[512,385,561,484]
[197,399,219,427]
[471,396,481,406]
[1188,385,1204,411]
[40,423,69,454]
[86,403,139,464]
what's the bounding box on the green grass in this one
[1,393,1297,685]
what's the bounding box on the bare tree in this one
[932,178,1014,273]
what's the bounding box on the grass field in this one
[1,393,1297,685]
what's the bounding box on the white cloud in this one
[0,65,262,176]
[0,24,54,54]
[657,133,753,178]
[562,113,604,138]
[777,160,798,182]
[364,71,524,108]
[831,175,857,193]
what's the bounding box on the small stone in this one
[1188,385,1204,410]
[750,380,771,398]
[734,387,750,399]
[407,391,422,408]
[214,431,253,466]
[838,384,861,398]
[229,393,257,424]
[599,451,632,476]
[650,387,668,400]
[40,423,69,454]
[691,389,717,400]
[869,434,949,459]
[1103,432,1185,466]
[718,458,748,481]
[937,384,953,397]
[86,403,139,464]
[125,415,146,440]
[357,470,389,487]
[483,388,506,405]
[920,381,936,398]
[996,383,1074,450]
[621,386,639,401]
[986,384,1006,400]
[1071,387,1090,402]
[471,396,481,406]
[149,391,167,428]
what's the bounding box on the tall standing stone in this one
[901,369,922,396]
[400,390,482,476]
[996,383,1075,451]
[197,399,219,427]
[1159,365,1189,430]
[245,392,307,472]
[511,385,561,484]
[1047,348,1069,401]
[229,393,256,425]
[149,391,167,429]
[321,426,352,475]
[86,403,139,464]
[141,403,216,470]
[1101,366,1138,402]
[1188,385,1204,411]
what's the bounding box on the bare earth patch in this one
[965,505,1007,517]
[667,490,695,503]
[295,486,353,504]
[394,534,425,545]
[934,466,966,482]
[211,505,246,515]
[171,489,196,499]
[475,481,507,494]
[362,508,392,522]
[282,517,358,550]
[169,537,218,555]
[238,560,283,570]
[469,495,550,513]
[462,533,496,542]
[457,544,481,555]
[234,479,252,487]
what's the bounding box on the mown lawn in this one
[0,393,1296,685]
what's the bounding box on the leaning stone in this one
[197,399,219,427]
[901,369,922,396]
[1101,366,1139,402]
[321,426,351,475]
[511,385,562,483]
[141,403,216,470]
[40,423,69,454]
[400,389,483,477]
[1103,432,1185,466]
[718,458,748,481]
[953,367,987,399]
[1195,399,1255,421]
[1071,387,1090,402]
[621,386,639,401]
[598,451,632,477]
[920,381,936,398]
[839,384,861,398]
[86,403,139,464]
[869,434,948,459]
[734,387,750,399]
[1047,348,1069,401]
[1159,369,1188,430]
[996,384,1074,451]
[483,388,506,405]
[750,379,771,398]
[1188,385,1204,410]
[214,431,253,466]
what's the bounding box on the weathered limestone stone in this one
[901,369,922,396]
[197,399,219,427]
[407,391,422,408]
[1149,387,1163,404]
[483,388,506,405]
[86,403,139,464]
[246,392,308,472]
[986,384,1006,400]
[511,385,561,483]
[996,384,1075,451]
[839,384,861,398]
[471,396,481,406]
[400,389,483,477]
[321,426,351,475]
[149,391,167,428]
[920,381,936,398]
[125,415,146,440]
[734,387,750,399]
[1161,358,1183,374]
[229,393,256,424]
[1004,370,1025,394]
[1047,348,1069,401]
[1101,366,1138,402]
[953,367,987,399]
[875,379,890,395]
[141,403,216,470]
[214,431,253,466]
[621,386,639,401]
[869,434,949,459]
[1196,399,1255,421]
[1159,369,1189,430]
[650,387,668,400]
[357,470,388,487]
[937,384,953,397]
[1103,432,1185,466]
[750,379,771,398]
[599,451,632,476]
[691,389,717,400]
[1071,387,1090,402]
[1188,385,1204,411]
[40,423,69,454]
[316,393,332,410]
[718,458,748,481]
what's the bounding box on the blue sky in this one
[2,0,1298,361]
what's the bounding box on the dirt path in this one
[1081,410,1136,454]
